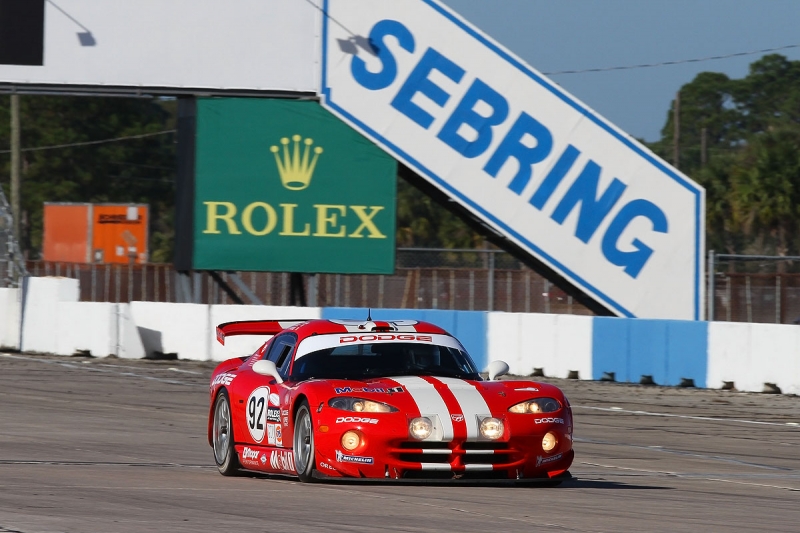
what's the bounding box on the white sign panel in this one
[320,0,705,319]
[0,0,320,92]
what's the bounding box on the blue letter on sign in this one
[601,199,668,278]
[351,20,415,91]
[437,78,509,158]
[483,112,553,195]
[529,144,581,210]
[391,47,465,129]
[551,161,627,243]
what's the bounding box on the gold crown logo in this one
[270,134,323,191]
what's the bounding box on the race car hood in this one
[320,376,567,440]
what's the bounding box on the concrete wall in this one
[20,277,80,354]
[7,280,800,394]
[487,312,592,379]
[0,287,21,350]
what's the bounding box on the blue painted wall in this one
[321,307,489,370]
[592,317,707,386]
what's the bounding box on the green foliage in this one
[0,95,176,260]
[651,54,800,256]
[396,178,482,249]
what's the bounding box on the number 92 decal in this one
[247,386,270,442]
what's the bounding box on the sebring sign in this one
[320,0,705,319]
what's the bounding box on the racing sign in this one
[192,98,397,274]
[320,0,705,319]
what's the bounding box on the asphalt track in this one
[1,352,798,533]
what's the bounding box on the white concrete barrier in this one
[0,287,21,350]
[209,304,321,362]
[20,277,80,354]
[56,302,117,357]
[488,312,592,379]
[130,302,210,360]
[117,304,146,359]
[708,322,800,394]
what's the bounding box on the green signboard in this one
[193,98,397,273]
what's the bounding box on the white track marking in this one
[574,405,800,428]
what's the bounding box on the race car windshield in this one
[290,341,481,381]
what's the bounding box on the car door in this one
[249,332,296,449]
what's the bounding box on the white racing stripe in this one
[419,463,452,471]
[434,377,493,441]
[391,376,454,440]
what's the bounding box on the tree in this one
[650,54,800,256]
[0,95,176,260]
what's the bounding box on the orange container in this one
[43,203,149,264]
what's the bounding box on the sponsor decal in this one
[334,386,404,394]
[267,423,278,445]
[281,409,289,416]
[335,450,374,465]
[266,406,281,423]
[210,372,236,388]
[275,425,283,447]
[340,334,432,343]
[282,416,289,426]
[534,418,565,425]
[335,416,378,424]
[270,450,295,472]
[536,453,563,467]
[450,414,465,423]
[242,447,259,461]
[269,393,281,406]
[260,455,267,464]
[319,461,335,471]
[246,386,270,443]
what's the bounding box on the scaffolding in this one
[0,188,27,288]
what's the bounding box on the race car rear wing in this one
[215,320,308,345]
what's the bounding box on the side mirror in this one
[487,360,509,381]
[252,359,284,384]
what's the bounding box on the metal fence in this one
[708,251,800,324]
[0,188,27,288]
[23,248,594,315]
[19,248,800,323]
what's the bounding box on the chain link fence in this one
[22,248,594,315]
[0,188,27,288]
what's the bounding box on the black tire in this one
[293,401,316,482]
[212,390,241,476]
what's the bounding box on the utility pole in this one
[672,91,680,170]
[10,94,21,246]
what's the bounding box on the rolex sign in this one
[192,98,397,274]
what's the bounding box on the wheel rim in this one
[294,409,313,474]
[213,397,230,465]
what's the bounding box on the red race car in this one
[208,317,574,483]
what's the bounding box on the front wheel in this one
[293,401,316,482]
[212,390,240,476]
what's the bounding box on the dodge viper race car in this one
[208,318,574,482]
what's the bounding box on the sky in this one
[440,0,800,142]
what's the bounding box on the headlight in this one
[479,417,504,440]
[341,430,362,451]
[542,431,558,451]
[329,397,398,413]
[409,417,433,440]
[508,398,561,414]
